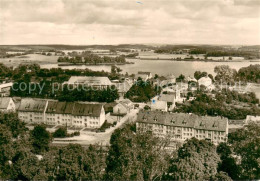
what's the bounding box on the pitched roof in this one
[72,103,103,117]
[0,97,12,109]
[18,98,47,112]
[46,101,74,114]
[137,111,228,131]
[67,76,112,86]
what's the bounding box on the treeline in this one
[11,83,119,103]
[58,51,126,64]
[176,90,260,120]
[0,63,111,82]
[1,113,259,180]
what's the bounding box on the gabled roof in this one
[72,103,103,117]
[0,97,12,109]
[18,98,47,112]
[137,111,228,131]
[46,101,74,114]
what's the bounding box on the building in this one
[0,97,15,112]
[151,93,178,112]
[18,98,48,124]
[18,98,106,128]
[113,99,134,115]
[198,76,213,88]
[72,102,105,128]
[45,101,74,126]
[151,97,168,112]
[136,71,153,81]
[136,111,228,145]
[64,76,112,89]
[245,115,260,125]
[0,82,13,97]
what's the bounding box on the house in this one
[158,94,176,111]
[18,98,48,124]
[64,76,112,89]
[245,115,260,125]
[136,71,153,81]
[0,82,13,97]
[136,111,228,145]
[151,93,178,112]
[151,96,168,112]
[72,102,105,128]
[0,97,15,112]
[198,76,213,88]
[113,99,134,115]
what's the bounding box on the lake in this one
[1,53,259,77]
[41,59,260,77]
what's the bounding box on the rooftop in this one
[0,97,12,109]
[66,76,112,86]
[137,111,228,131]
[18,98,47,112]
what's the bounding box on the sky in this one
[0,0,260,45]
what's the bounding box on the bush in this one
[53,127,67,138]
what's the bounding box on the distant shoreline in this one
[137,57,259,62]
[58,62,134,66]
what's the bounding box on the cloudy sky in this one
[0,0,259,45]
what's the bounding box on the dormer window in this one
[153,117,157,122]
[182,120,187,124]
[213,122,218,128]
[170,119,175,124]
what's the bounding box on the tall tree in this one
[30,125,52,154]
[164,138,221,180]
[105,124,170,181]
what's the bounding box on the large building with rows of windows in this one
[136,111,228,145]
[18,98,105,128]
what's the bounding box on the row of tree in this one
[1,112,259,180]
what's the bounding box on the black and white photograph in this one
[0,0,259,180]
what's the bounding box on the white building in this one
[151,93,178,112]
[72,102,105,128]
[198,76,214,90]
[0,82,13,97]
[113,99,134,115]
[0,97,15,112]
[64,76,112,89]
[45,101,74,126]
[18,98,106,128]
[245,115,260,125]
[136,111,229,146]
[18,98,48,124]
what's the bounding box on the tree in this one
[176,74,185,82]
[52,127,67,138]
[30,125,52,154]
[105,124,170,181]
[194,71,208,80]
[39,144,106,180]
[217,142,240,179]
[214,65,237,84]
[228,123,260,179]
[164,138,220,180]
